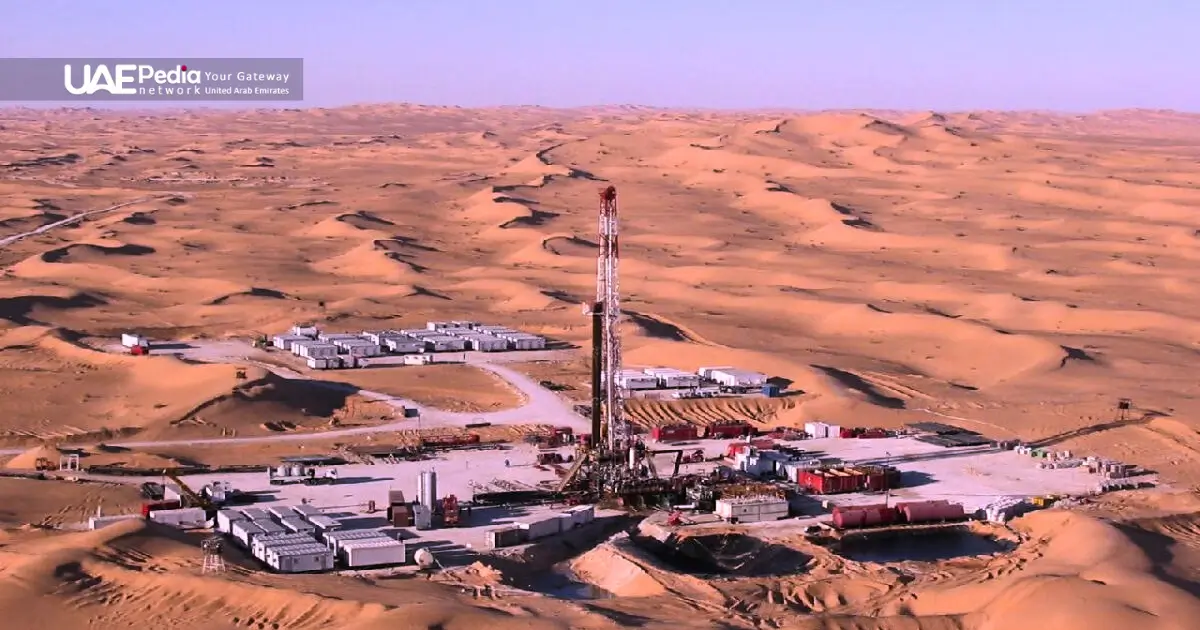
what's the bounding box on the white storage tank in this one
[417,470,437,508]
[341,538,406,568]
[517,517,561,540]
[266,542,335,573]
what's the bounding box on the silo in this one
[417,470,438,508]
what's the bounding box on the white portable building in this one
[697,366,734,379]
[517,517,561,540]
[384,337,424,354]
[426,321,452,331]
[272,334,305,350]
[461,334,508,352]
[281,516,316,534]
[317,332,361,342]
[148,507,207,529]
[253,532,318,559]
[708,368,768,388]
[715,497,788,523]
[89,514,142,530]
[120,333,148,348]
[216,509,246,534]
[238,508,271,520]
[614,369,658,390]
[290,325,319,338]
[642,368,702,388]
[323,529,393,554]
[268,506,296,520]
[298,342,339,358]
[804,422,829,439]
[566,504,595,526]
[306,515,341,533]
[341,538,407,568]
[265,542,335,573]
[400,328,438,338]
[291,504,322,519]
[306,357,331,370]
[231,520,265,547]
[422,336,466,352]
[252,519,287,539]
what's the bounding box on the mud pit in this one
[835,527,1015,563]
[627,532,812,577]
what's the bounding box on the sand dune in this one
[4,106,1200,627]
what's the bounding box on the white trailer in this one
[298,343,339,358]
[290,504,322,519]
[461,334,508,352]
[252,519,287,539]
[384,337,424,354]
[307,357,331,370]
[281,516,316,534]
[89,514,142,530]
[148,507,207,529]
[216,509,246,534]
[423,336,466,352]
[715,497,788,523]
[642,368,701,388]
[272,334,305,349]
[120,333,148,348]
[231,520,265,547]
[708,368,768,388]
[323,529,392,554]
[253,532,318,559]
[340,539,407,568]
[566,504,595,526]
[238,507,271,520]
[306,515,342,533]
[517,517,561,540]
[290,325,319,338]
[697,366,734,379]
[265,542,335,573]
[614,370,658,390]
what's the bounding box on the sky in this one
[1,0,1197,111]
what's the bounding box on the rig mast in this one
[596,185,627,451]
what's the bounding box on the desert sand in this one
[1,105,1200,628]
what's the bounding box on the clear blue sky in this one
[1,0,1196,111]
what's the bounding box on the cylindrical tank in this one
[275,465,288,476]
[903,502,965,524]
[833,509,866,529]
[414,547,436,569]
[417,470,437,508]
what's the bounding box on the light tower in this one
[596,185,627,451]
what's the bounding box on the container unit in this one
[265,542,335,573]
[290,325,318,338]
[485,525,528,549]
[360,331,395,344]
[306,515,342,533]
[555,512,577,532]
[291,504,322,519]
[334,339,382,357]
[475,325,517,335]
[216,509,246,534]
[651,424,700,442]
[307,357,331,370]
[239,507,271,521]
[341,538,407,568]
[708,368,769,388]
[162,482,184,503]
[272,334,306,349]
[317,332,362,342]
[268,506,297,521]
[403,354,433,365]
[825,424,843,439]
[566,504,595,526]
[426,321,453,331]
[704,423,753,439]
[804,422,829,439]
[501,333,546,351]
[642,367,702,388]
[697,366,734,379]
[451,320,481,329]
[413,503,434,530]
[715,497,788,523]
[253,532,318,559]
[121,333,148,348]
[400,328,439,338]
[289,339,319,355]
[460,334,508,352]
[518,517,562,540]
[230,520,266,547]
[384,337,425,354]
[613,369,659,390]
[252,519,287,539]
[439,327,475,336]
[89,514,142,530]
[422,335,467,352]
[281,516,317,534]
[297,342,339,359]
[323,529,393,554]
[149,507,208,529]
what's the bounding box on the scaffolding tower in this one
[201,537,226,574]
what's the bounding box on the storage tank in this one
[903,502,966,524]
[833,508,866,529]
[417,470,438,508]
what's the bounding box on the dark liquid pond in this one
[837,530,1012,563]
[526,569,614,600]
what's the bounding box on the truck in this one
[268,464,339,486]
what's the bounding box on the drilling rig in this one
[556,186,686,508]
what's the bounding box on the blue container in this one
[762,384,781,398]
